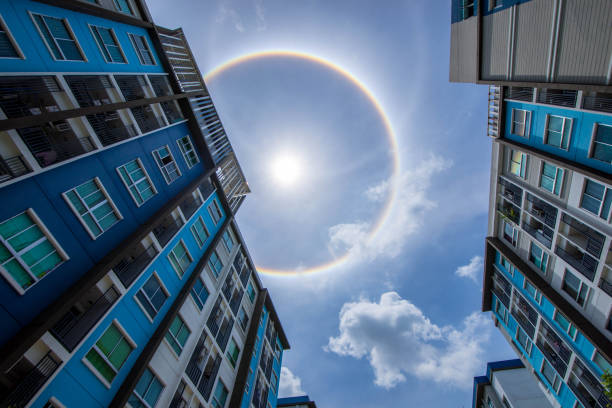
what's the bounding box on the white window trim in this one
[553,310,578,341]
[88,24,127,64]
[188,275,209,312]
[0,14,24,59]
[539,161,564,196]
[580,178,611,221]
[225,337,241,368]
[116,158,157,207]
[528,240,548,275]
[113,0,135,15]
[29,12,87,62]
[510,108,531,138]
[63,177,123,240]
[544,114,573,151]
[176,135,199,169]
[561,269,590,308]
[128,32,156,66]
[207,250,223,279]
[167,239,192,278]
[539,359,561,393]
[0,209,69,295]
[133,271,170,323]
[164,314,190,359]
[508,150,527,179]
[588,123,612,164]
[82,319,136,388]
[152,145,181,185]
[211,379,229,408]
[208,199,222,225]
[130,367,166,408]
[190,216,210,248]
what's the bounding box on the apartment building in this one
[276,396,317,408]
[0,1,283,407]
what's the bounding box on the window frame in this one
[0,209,68,294]
[528,241,548,274]
[152,145,181,185]
[544,114,573,151]
[539,161,564,196]
[495,298,509,325]
[129,367,165,408]
[208,199,222,225]
[523,279,542,305]
[176,135,199,169]
[0,14,24,59]
[113,0,135,15]
[128,33,156,66]
[116,158,157,207]
[502,219,518,247]
[591,350,612,374]
[134,272,169,322]
[164,314,191,357]
[509,150,527,179]
[208,250,223,278]
[190,216,209,248]
[580,179,612,221]
[588,123,612,164]
[29,12,86,62]
[221,230,234,253]
[211,380,229,408]
[167,239,192,278]
[189,275,209,311]
[88,24,126,64]
[226,338,240,368]
[553,309,578,340]
[510,108,531,138]
[561,269,589,307]
[540,358,562,393]
[237,306,249,331]
[63,177,123,240]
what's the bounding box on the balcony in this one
[0,76,64,119]
[582,92,612,114]
[504,86,534,102]
[492,271,512,308]
[206,298,222,336]
[169,381,188,408]
[0,155,31,183]
[239,265,251,287]
[17,122,95,168]
[555,245,597,282]
[498,201,520,225]
[215,317,234,351]
[85,112,138,147]
[161,101,184,124]
[152,215,183,248]
[131,105,166,134]
[51,286,120,351]
[511,293,538,338]
[197,355,221,401]
[599,266,612,297]
[498,178,522,207]
[568,359,610,408]
[559,214,605,259]
[180,195,203,221]
[537,89,578,107]
[525,193,557,229]
[536,322,571,377]
[0,352,60,408]
[229,288,244,315]
[221,275,233,301]
[113,244,158,288]
[522,220,553,249]
[199,179,215,199]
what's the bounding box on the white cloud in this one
[328,155,451,263]
[255,0,267,31]
[455,256,483,283]
[326,292,491,389]
[278,367,305,397]
[216,1,245,32]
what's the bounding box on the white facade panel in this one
[512,0,554,82]
[449,18,479,83]
[481,8,511,81]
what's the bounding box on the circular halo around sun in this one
[204,51,400,277]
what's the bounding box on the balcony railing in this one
[131,106,165,134]
[221,275,233,301]
[522,221,553,249]
[229,288,244,315]
[86,113,138,147]
[599,273,612,297]
[505,86,534,102]
[113,244,158,288]
[537,89,577,107]
[51,286,120,351]
[152,216,183,248]
[199,179,215,200]
[215,317,234,352]
[487,86,501,139]
[239,266,251,287]
[537,337,568,377]
[512,306,536,338]
[197,355,221,401]
[525,193,557,229]
[560,213,605,259]
[568,359,610,408]
[1,353,60,407]
[582,92,612,114]
[498,178,522,206]
[0,155,31,183]
[555,246,597,282]
[180,195,203,220]
[18,125,95,168]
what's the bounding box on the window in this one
[237,306,248,331]
[168,241,192,278]
[222,230,234,253]
[211,381,228,408]
[90,25,125,63]
[544,115,572,150]
[523,279,542,304]
[190,276,209,310]
[152,146,181,184]
[270,370,278,392]
[0,211,65,292]
[516,327,533,356]
[540,359,561,393]
[592,351,612,374]
[208,250,223,277]
[190,217,209,248]
[562,269,588,307]
[554,310,577,339]
[539,162,564,196]
[580,179,612,220]
[117,159,156,206]
[135,274,168,320]
[165,315,190,356]
[495,299,508,325]
[0,14,22,58]
[208,200,222,225]
[509,150,527,178]
[177,136,199,169]
[590,124,612,164]
[247,282,256,303]
[31,13,84,61]
[85,322,134,384]
[113,0,134,15]
[129,33,155,65]
[226,338,240,368]
[511,109,531,138]
[500,255,512,275]
[528,242,548,273]
[129,368,163,408]
[64,178,121,239]
[502,220,518,246]
[461,0,475,19]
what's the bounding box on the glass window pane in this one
[86,349,115,382]
[109,338,132,369]
[97,325,121,355]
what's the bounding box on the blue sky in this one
[148,1,518,406]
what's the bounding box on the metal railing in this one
[505,86,534,102]
[51,286,120,351]
[487,86,501,139]
[18,126,96,168]
[215,317,234,352]
[598,275,612,297]
[560,214,605,258]
[522,222,553,249]
[197,355,221,401]
[537,89,577,107]
[152,216,183,248]
[239,266,251,287]
[1,353,60,407]
[180,195,203,220]
[229,289,244,315]
[554,246,597,281]
[113,244,159,288]
[582,92,612,114]
[131,106,165,133]
[0,155,30,183]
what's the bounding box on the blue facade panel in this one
[0,0,164,74]
[32,192,226,408]
[0,121,207,345]
[504,101,612,174]
[241,306,269,408]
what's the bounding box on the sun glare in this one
[270,153,303,187]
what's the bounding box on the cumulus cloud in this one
[216,1,245,32]
[278,367,305,397]
[328,155,451,262]
[326,292,491,389]
[455,256,483,283]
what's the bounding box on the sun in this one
[270,153,303,187]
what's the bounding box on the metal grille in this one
[65,75,113,107]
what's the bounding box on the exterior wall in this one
[449,17,478,83]
[241,306,269,408]
[29,191,226,407]
[492,367,552,407]
[0,0,163,74]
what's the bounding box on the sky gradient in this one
[147,1,518,406]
